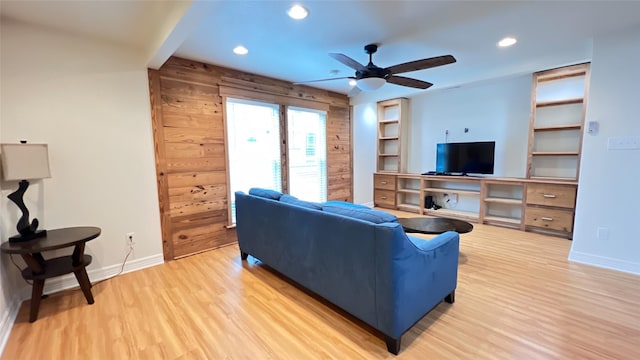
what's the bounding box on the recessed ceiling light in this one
[498,37,517,48]
[288,4,308,20]
[349,79,357,87]
[233,45,248,55]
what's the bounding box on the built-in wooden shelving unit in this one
[376,98,409,173]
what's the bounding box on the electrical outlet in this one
[126,232,135,245]
[597,227,609,240]
[443,193,458,206]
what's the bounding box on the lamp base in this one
[9,230,47,243]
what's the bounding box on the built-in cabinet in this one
[482,181,525,229]
[524,183,577,236]
[374,173,577,238]
[422,177,482,222]
[373,173,397,209]
[377,98,409,173]
[396,175,422,213]
[372,64,587,239]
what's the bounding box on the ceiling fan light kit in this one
[287,4,308,20]
[357,77,386,91]
[498,36,517,47]
[298,43,456,93]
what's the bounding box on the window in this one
[287,107,327,203]
[225,99,327,223]
[305,133,316,157]
[226,99,281,223]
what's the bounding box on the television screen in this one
[436,141,495,175]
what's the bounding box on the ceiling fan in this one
[296,44,456,93]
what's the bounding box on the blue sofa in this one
[235,190,459,354]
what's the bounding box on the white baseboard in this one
[0,295,21,356]
[361,201,374,208]
[39,253,164,297]
[569,250,640,275]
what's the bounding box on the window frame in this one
[223,95,329,225]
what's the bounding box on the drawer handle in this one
[541,217,554,221]
[381,196,387,200]
[543,194,557,198]
[381,181,388,185]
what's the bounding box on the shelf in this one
[378,119,399,124]
[423,208,479,222]
[484,197,522,205]
[424,188,480,196]
[379,136,399,140]
[483,216,521,225]
[397,188,420,194]
[533,124,582,131]
[397,204,420,213]
[531,151,579,157]
[537,69,587,82]
[378,153,399,157]
[529,176,577,182]
[536,98,583,108]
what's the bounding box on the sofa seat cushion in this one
[249,187,283,200]
[323,205,398,224]
[280,194,322,210]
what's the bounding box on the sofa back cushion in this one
[280,194,322,210]
[249,187,283,200]
[322,200,370,210]
[323,205,398,224]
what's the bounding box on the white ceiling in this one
[2,1,640,102]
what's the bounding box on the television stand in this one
[375,172,578,239]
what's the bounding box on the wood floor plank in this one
[3,211,639,359]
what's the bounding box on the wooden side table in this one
[1,226,101,322]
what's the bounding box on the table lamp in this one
[1,142,51,243]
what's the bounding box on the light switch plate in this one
[607,136,640,150]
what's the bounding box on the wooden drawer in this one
[374,189,396,208]
[374,174,396,190]
[526,183,576,208]
[525,207,574,232]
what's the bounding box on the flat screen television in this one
[436,141,495,175]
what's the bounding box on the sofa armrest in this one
[406,231,459,252]
[380,229,459,339]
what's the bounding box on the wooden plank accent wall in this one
[149,57,352,260]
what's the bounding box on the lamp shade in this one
[356,77,386,91]
[1,143,51,181]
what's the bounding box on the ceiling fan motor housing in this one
[356,67,390,80]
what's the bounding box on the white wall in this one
[353,75,532,205]
[0,19,164,345]
[352,103,378,205]
[407,76,532,176]
[570,27,640,274]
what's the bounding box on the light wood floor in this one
[3,215,640,359]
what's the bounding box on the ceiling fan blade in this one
[293,76,353,85]
[386,55,456,75]
[386,75,433,89]
[329,53,367,71]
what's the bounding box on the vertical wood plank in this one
[151,57,352,260]
[148,69,174,260]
